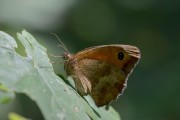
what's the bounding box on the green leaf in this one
[8,112,29,120]
[0,84,14,104]
[0,30,120,120]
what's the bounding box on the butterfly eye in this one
[118,52,124,60]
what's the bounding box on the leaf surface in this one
[0,30,120,120]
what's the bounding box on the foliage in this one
[0,30,120,120]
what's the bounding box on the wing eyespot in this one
[118,52,124,60]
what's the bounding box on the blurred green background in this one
[0,0,180,120]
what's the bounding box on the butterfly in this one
[62,44,140,107]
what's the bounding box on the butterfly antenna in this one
[58,45,69,53]
[50,33,69,54]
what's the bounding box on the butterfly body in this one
[63,45,140,107]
